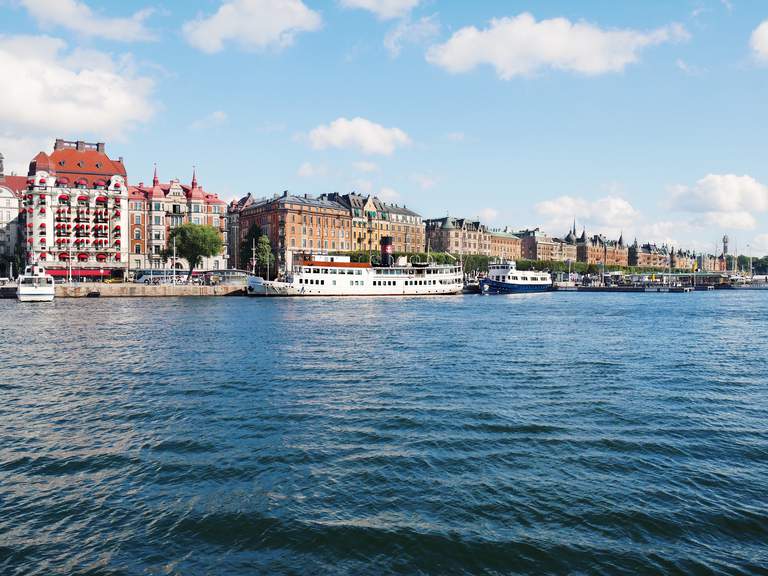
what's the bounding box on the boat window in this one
[322,269,328,274]
[313,268,320,274]
[321,280,325,285]
[355,270,362,275]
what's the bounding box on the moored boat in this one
[247,238,463,297]
[480,261,551,294]
[16,264,55,302]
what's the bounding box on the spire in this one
[191,165,197,189]
[152,163,159,187]
[572,218,576,235]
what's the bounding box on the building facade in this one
[517,228,577,262]
[237,192,352,272]
[576,231,629,267]
[22,140,129,279]
[628,241,670,269]
[0,153,24,277]
[320,193,425,255]
[128,168,228,272]
[488,228,522,260]
[226,192,256,269]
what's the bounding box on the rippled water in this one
[1,292,767,575]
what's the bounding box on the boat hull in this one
[247,277,462,297]
[17,288,55,302]
[480,278,551,294]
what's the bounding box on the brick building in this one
[237,192,352,272]
[628,240,670,269]
[320,193,425,255]
[516,227,577,262]
[128,168,228,272]
[576,230,629,267]
[424,217,522,259]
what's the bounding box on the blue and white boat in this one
[480,261,552,294]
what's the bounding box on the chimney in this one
[76,140,85,151]
[54,139,65,151]
[283,190,288,197]
[97,142,105,153]
[0,152,4,180]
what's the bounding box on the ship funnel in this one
[380,236,394,267]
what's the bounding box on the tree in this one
[255,234,275,279]
[167,224,223,281]
[239,223,262,271]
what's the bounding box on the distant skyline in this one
[1,0,767,255]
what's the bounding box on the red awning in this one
[94,180,106,188]
[96,253,107,261]
[39,222,46,228]
[58,194,70,201]
[77,195,89,201]
[56,177,70,186]
[48,268,111,278]
[95,196,108,202]
[59,253,70,260]
[39,178,47,184]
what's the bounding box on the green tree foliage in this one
[167,224,222,281]
[255,235,275,279]
[239,224,262,272]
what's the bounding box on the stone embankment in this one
[55,283,246,298]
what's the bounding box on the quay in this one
[1,283,245,298]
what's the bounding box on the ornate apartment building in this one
[424,217,522,259]
[20,140,129,279]
[319,193,425,255]
[0,153,25,277]
[628,241,670,269]
[516,227,577,262]
[128,168,228,272]
[576,231,629,267]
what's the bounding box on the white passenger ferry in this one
[247,253,463,297]
[16,264,55,302]
[480,261,552,294]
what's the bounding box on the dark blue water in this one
[1,292,767,575]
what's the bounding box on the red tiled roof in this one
[0,175,29,196]
[29,147,126,188]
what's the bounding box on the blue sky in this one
[1,0,767,254]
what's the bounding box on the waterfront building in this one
[320,192,425,255]
[516,227,576,262]
[671,249,696,271]
[0,153,25,277]
[628,240,670,269]
[22,139,129,280]
[226,192,256,269]
[488,228,522,260]
[237,191,352,272]
[128,168,228,272]
[576,230,629,267]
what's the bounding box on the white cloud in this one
[353,161,379,172]
[0,35,154,142]
[752,233,768,255]
[309,117,411,155]
[183,0,322,54]
[535,195,639,238]
[446,131,465,142]
[670,174,768,214]
[340,0,421,20]
[697,211,756,230]
[378,186,400,202]
[297,161,327,178]
[676,58,704,75]
[384,15,439,57]
[480,208,499,223]
[0,133,51,175]
[426,13,690,79]
[751,20,768,62]
[352,179,373,193]
[411,173,435,190]
[20,0,155,42]
[189,110,228,131]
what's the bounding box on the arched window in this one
[134,229,141,240]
